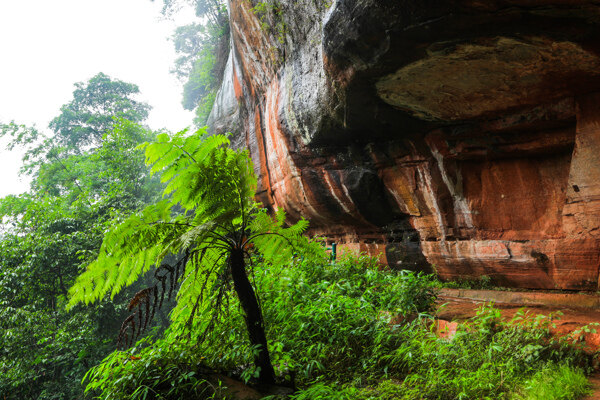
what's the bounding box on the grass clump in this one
[513,363,590,400]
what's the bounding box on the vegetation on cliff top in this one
[158,0,230,126]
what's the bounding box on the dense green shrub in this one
[259,253,438,384]
[84,336,223,400]
[82,251,440,398]
[82,246,594,400]
[289,303,593,400]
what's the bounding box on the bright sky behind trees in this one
[0,0,196,196]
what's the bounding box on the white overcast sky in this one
[0,0,198,196]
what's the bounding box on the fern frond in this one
[67,201,183,308]
[248,208,310,267]
[69,125,312,362]
[170,245,227,328]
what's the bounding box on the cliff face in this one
[208,0,600,289]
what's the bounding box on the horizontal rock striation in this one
[208,0,600,289]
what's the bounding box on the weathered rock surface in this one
[209,0,600,289]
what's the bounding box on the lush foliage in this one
[258,257,594,400]
[83,248,595,399]
[514,363,590,400]
[280,301,594,400]
[80,251,434,398]
[69,128,312,386]
[84,336,225,399]
[260,254,438,385]
[49,72,150,149]
[0,74,162,399]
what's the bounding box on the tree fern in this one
[68,127,309,384]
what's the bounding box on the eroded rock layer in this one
[208,0,600,289]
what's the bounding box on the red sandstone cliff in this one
[208,0,600,290]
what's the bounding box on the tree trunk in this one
[229,248,276,384]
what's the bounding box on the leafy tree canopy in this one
[0,74,162,399]
[153,0,230,126]
[155,0,227,23]
[49,72,151,150]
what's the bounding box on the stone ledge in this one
[439,288,600,309]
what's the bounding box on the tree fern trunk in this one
[230,248,276,384]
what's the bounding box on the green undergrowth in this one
[513,363,590,400]
[83,251,596,399]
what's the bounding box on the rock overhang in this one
[210,0,600,289]
[376,37,600,122]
